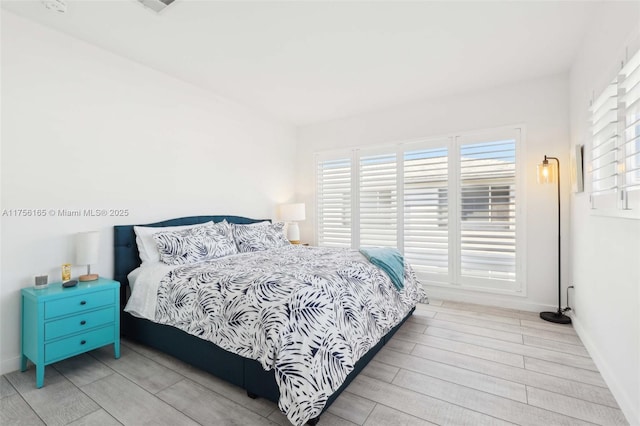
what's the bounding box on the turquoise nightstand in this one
[21,278,120,388]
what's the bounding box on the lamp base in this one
[539,310,571,324]
[289,240,301,245]
[79,274,99,282]
[286,222,300,243]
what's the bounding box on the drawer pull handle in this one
[80,320,86,325]
[80,301,87,305]
[80,340,86,345]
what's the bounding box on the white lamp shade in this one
[76,231,100,266]
[279,203,306,222]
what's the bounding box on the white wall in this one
[296,74,570,312]
[0,11,296,374]
[568,3,640,424]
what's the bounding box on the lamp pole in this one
[539,155,571,324]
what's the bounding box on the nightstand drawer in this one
[45,307,115,340]
[45,325,115,363]
[45,290,114,319]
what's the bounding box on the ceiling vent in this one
[137,0,176,13]
[42,0,67,13]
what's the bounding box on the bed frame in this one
[114,215,414,425]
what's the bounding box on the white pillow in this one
[134,221,213,265]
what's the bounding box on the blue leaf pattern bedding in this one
[154,245,425,425]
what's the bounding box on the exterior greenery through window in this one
[316,128,522,293]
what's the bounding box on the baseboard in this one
[1,355,22,376]
[424,285,557,313]
[572,315,639,426]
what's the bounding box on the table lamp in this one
[279,203,306,244]
[76,231,100,281]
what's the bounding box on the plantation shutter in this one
[315,127,523,293]
[317,156,352,247]
[590,80,619,200]
[359,152,398,247]
[458,138,517,282]
[403,145,449,278]
[620,49,640,203]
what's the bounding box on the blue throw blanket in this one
[359,247,404,291]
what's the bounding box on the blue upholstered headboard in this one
[113,215,268,303]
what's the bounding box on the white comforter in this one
[125,245,425,425]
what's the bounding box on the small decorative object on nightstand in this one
[21,278,120,388]
[34,274,48,289]
[76,231,100,282]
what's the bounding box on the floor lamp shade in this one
[279,203,306,244]
[537,157,558,184]
[537,155,571,324]
[76,231,100,281]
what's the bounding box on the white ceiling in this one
[2,1,599,126]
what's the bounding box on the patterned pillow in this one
[153,221,237,265]
[232,222,290,253]
[134,221,213,265]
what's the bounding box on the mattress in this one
[125,245,425,425]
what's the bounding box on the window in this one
[588,47,640,218]
[403,146,449,278]
[359,151,398,247]
[457,137,517,286]
[316,155,352,247]
[589,80,619,208]
[620,48,640,211]
[315,128,523,293]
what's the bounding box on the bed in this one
[114,215,425,425]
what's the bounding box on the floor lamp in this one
[537,155,571,324]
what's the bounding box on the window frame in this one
[315,150,354,248]
[588,46,640,219]
[454,128,524,293]
[314,125,527,296]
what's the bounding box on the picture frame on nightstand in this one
[34,274,48,289]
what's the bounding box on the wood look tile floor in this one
[1,300,628,426]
